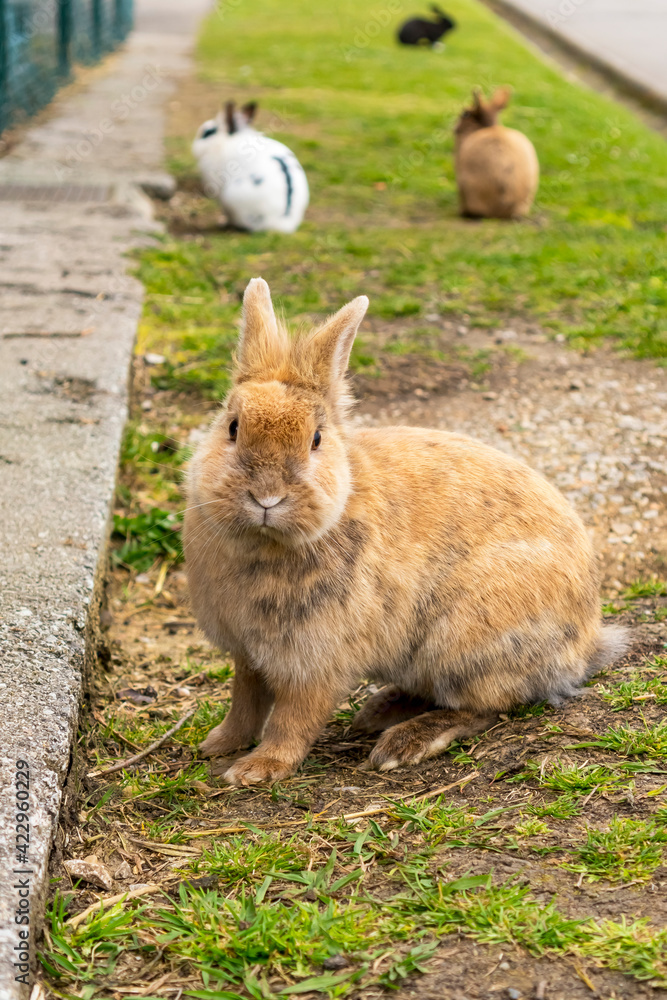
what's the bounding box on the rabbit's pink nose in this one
[251,494,284,509]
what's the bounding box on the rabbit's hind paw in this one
[351,686,435,734]
[365,709,496,772]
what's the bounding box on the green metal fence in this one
[0,0,134,134]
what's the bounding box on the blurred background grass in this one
[136,0,667,400]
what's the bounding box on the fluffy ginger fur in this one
[454,87,539,219]
[184,278,626,786]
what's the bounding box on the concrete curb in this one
[487,0,667,116]
[0,2,211,996]
[0,198,150,1000]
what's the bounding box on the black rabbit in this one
[397,4,456,46]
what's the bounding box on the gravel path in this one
[354,323,667,594]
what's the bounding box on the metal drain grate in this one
[0,184,110,203]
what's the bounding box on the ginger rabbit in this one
[455,87,539,218]
[184,279,625,786]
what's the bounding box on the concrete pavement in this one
[496,0,667,109]
[0,2,210,996]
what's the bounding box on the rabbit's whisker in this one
[178,499,227,515]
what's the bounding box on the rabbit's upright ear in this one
[310,296,369,387]
[237,278,286,374]
[491,86,512,111]
[241,101,258,125]
[472,87,486,112]
[224,101,237,134]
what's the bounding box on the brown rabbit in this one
[184,278,626,787]
[454,87,539,218]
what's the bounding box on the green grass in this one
[118,760,212,805]
[527,793,582,820]
[111,423,191,571]
[41,831,667,996]
[110,699,228,753]
[181,835,311,889]
[111,508,184,572]
[136,0,667,396]
[569,719,667,759]
[622,578,667,599]
[515,817,550,837]
[115,422,188,509]
[601,600,627,615]
[509,760,633,796]
[563,817,667,884]
[601,675,667,712]
[40,893,144,993]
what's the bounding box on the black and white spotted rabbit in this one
[192,101,309,234]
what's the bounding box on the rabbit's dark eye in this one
[229,419,238,441]
[312,430,321,450]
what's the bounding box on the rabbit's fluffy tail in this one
[587,623,630,677]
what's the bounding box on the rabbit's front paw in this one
[200,721,253,758]
[223,752,295,787]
